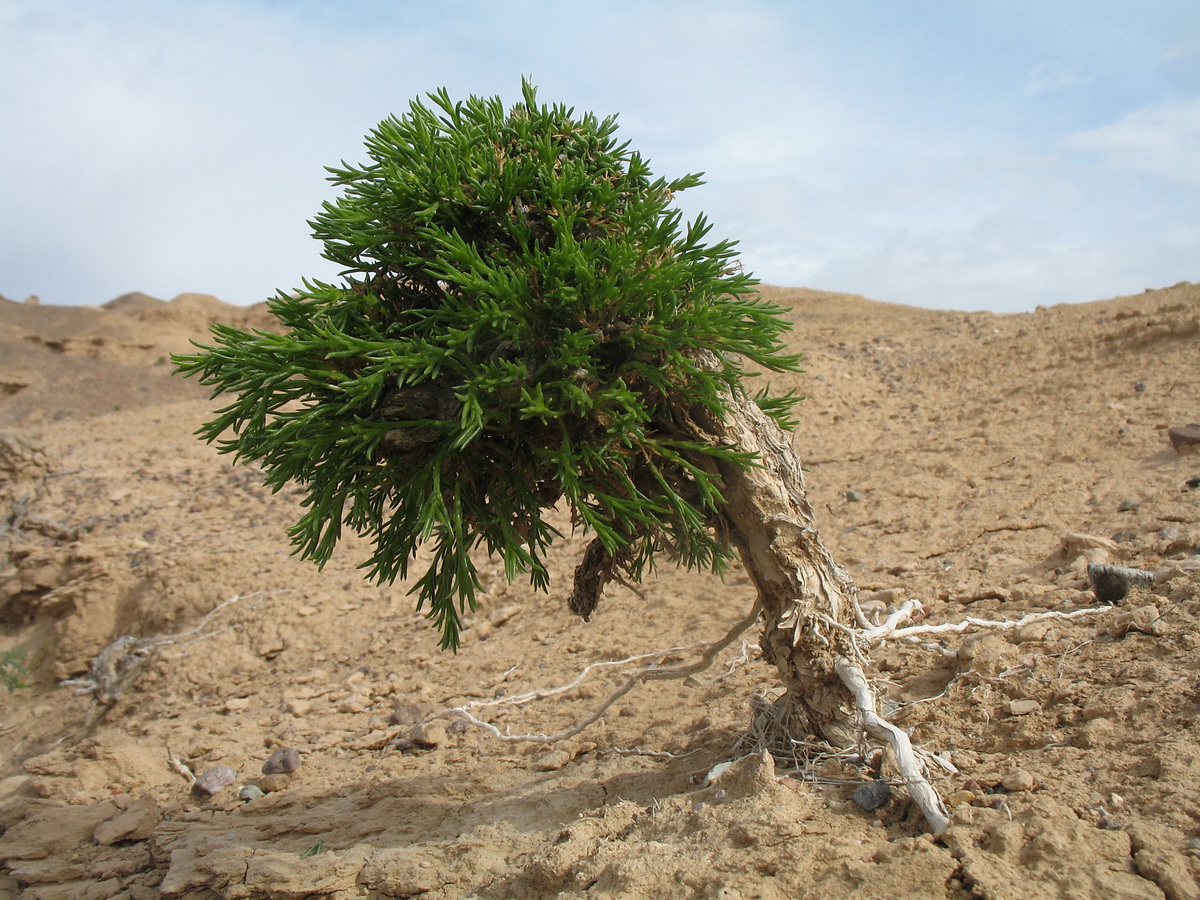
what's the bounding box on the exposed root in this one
[783,595,1116,834]
[737,690,861,776]
[430,601,762,745]
[439,585,1116,838]
[835,654,950,834]
[61,591,267,716]
[822,598,1110,660]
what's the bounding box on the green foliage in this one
[0,648,27,692]
[175,81,802,649]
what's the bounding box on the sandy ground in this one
[0,283,1197,899]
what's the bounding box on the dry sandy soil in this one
[0,283,1198,899]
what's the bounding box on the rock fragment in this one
[192,766,238,797]
[1167,424,1200,454]
[1001,769,1036,792]
[93,795,160,844]
[258,774,291,793]
[263,746,302,775]
[1087,563,1155,604]
[851,779,891,811]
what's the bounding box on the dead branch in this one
[61,591,268,711]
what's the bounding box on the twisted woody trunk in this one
[676,352,950,833]
[679,352,860,743]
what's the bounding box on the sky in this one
[1,1,1197,312]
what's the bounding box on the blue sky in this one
[1,1,1196,311]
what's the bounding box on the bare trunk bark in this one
[682,368,862,743]
[681,357,952,833]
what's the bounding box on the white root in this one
[834,655,951,835]
[837,598,1108,647]
[430,585,1115,837]
[834,599,1116,833]
[432,601,762,745]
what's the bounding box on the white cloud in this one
[1063,97,1200,185]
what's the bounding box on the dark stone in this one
[851,779,891,811]
[263,747,302,775]
[1088,564,1155,605]
[1167,424,1200,453]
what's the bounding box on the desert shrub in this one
[175,81,800,648]
[0,648,26,692]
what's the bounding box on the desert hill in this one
[0,292,277,425]
[0,284,1197,899]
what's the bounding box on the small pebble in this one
[408,723,448,748]
[1167,424,1200,453]
[192,766,238,797]
[851,780,891,811]
[1088,563,1155,604]
[239,785,265,802]
[1001,769,1036,792]
[534,749,574,772]
[447,718,470,734]
[1118,497,1140,512]
[263,747,302,775]
[946,790,977,807]
[844,490,866,502]
[1007,699,1040,717]
[258,774,291,793]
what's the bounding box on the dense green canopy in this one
[175,81,801,648]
